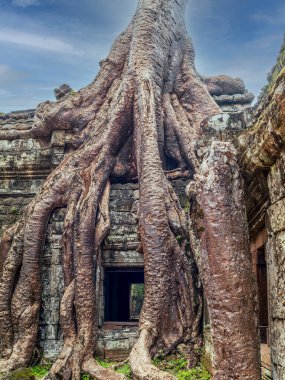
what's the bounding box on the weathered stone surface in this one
[97,328,139,361]
[109,223,138,236]
[271,319,285,378]
[239,67,285,172]
[39,209,65,356]
[110,211,137,225]
[213,92,254,106]
[51,130,66,147]
[268,151,285,204]
[267,233,285,319]
[0,122,67,236]
[0,110,34,132]
[266,196,285,377]
[102,250,144,267]
[54,84,72,100]
[39,340,63,360]
[266,151,285,378]
[198,111,253,155]
[111,183,139,190]
[103,233,140,251]
[205,75,246,96]
[0,109,34,119]
[268,198,285,233]
[203,111,247,134]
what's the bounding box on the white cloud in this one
[12,0,38,7]
[0,89,15,98]
[0,64,26,87]
[0,28,81,55]
[252,4,285,26]
[0,64,10,77]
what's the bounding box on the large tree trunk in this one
[0,0,260,379]
[187,141,261,379]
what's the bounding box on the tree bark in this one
[187,141,261,380]
[0,0,261,379]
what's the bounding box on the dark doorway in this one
[256,246,269,344]
[165,155,179,171]
[104,268,144,322]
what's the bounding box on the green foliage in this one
[95,357,115,368]
[81,374,91,380]
[153,355,211,380]
[130,283,144,319]
[116,363,132,379]
[176,235,183,245]
[70,89,77,96]
[28,356,210,379]
[3,368,35,379]
[176,366,211,380]
[30,363,51,377]
[183,200,190,214]
[10,206,19,215]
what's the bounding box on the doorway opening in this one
[256,246,269,344]
[104,268,144,323]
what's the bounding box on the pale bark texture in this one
[0,0,261,379]
[187,142,260,380]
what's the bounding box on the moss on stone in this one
[0,368,35,380]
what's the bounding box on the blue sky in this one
[0,0,284,112]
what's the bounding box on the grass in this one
[29,355,210,379]
[30,363,51,378]
[81,375,91,380]
[153,355,211,380]
[116,363,132,378]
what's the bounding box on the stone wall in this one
[267,151,285,379]
[0,114,65,236]
[40,208,65,358]
[1,101,275,370]
[38,182,145,360]
[38,179,189,360]
[0,114,191,360]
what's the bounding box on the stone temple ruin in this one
[1,65,284,380]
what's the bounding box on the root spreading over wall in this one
[0,0,260,379]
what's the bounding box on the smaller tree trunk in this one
[188,141,261,380]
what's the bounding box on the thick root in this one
[129,329,176,380]
[0,221,24,359]
[0,2,260,379]
[0,360,15,375]
[44,355,127,380]
[82,358,127,380]
[44,345,74,379]
[0,24,133,143]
